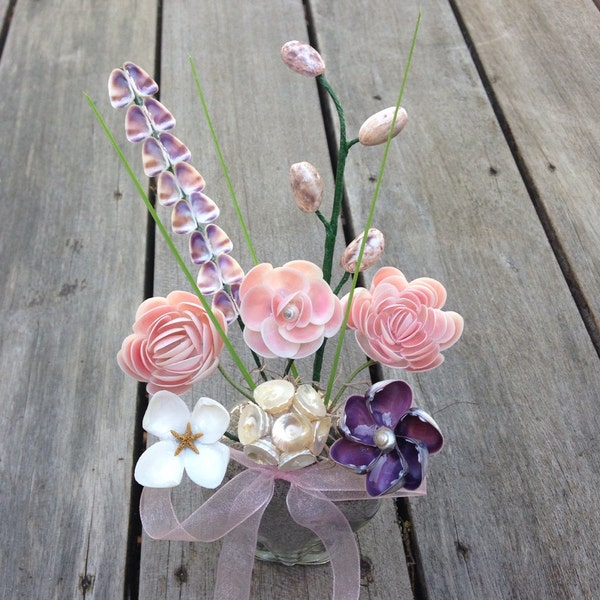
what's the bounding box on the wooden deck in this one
[1,0,599,598]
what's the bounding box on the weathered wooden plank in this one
[453,0,600,338]
[137,1,414,598]
[312,0,600,598]
[0,0,156,598]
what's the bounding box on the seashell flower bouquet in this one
[90,18,463,600]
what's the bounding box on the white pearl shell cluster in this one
[238,380,331,471]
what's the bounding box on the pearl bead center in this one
[373,426,396,452]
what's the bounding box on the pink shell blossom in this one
[343,267,463,371]
[238,260,343,359]
[117,291,226,394]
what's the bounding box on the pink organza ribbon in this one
[140,449,425,600]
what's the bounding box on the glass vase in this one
[254,478,381,566]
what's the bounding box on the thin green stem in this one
[218,365,254,401]
[324,12,422,404]
[330,359,376,408]
[333,271,351,296]
[189,56,259,266]
[87,95,256,391]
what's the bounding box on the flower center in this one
[282,303,298,321]
[373,426,396,452]
[171,422,203,456]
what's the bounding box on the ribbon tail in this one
[287,485,361,600]
[214,477,274,600]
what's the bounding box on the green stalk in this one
[189,56,259,266]
[86,95,256,391]
[324,11,422,406]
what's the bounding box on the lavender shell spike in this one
[216,254,244,285]
[157,171,182,207]
[122,62,158,97]
[125,105,152,143]
[189,192,219,223]
[171,200,197,234]
[108,69,134,109]
[205,224,233,256]
[144,97,175,131]
[189,231,212,264]
[197,262,223,295]
[159,132,191,164]
[174,162,206,194]
[212,289,239,324]
[142,137,168,177]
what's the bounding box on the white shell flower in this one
[134,390,230,489]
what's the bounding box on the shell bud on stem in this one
[290,162,324,213]
[358,106,408,146]
[341,228,385,273]
[280,41,326,77]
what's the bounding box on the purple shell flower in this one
[329,380,443,496]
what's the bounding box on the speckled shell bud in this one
[341,228,385,273]
[358,107,408,146]
[280,41,326,77]
[290,162,324,213]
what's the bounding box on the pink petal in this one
[239,263,273,297]
[239,285,273,328]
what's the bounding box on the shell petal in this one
[142,137,168,177]
[159,132,191,163]
[157,170,181,207]
[144,97,175,131]
[174,162,206,194]
[108,68,134,108]
[125,104,152,143]
[189,191,219,223]
[171,200,197,234]
[123,61,158,96]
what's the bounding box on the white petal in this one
[134,440,184,488]
[190,397,230,444]
[183,442,230,489]
[142,391,190,439]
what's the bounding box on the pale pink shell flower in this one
[342,267,463,371]
[238,260,343,359]
[117,291,226,394]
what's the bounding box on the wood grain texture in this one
[0,0,156,598]
[311,0,600,598]
[452,0,600,337]
[138,1,414,598]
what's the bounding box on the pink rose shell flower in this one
[117,291,226,394]
[343,267,463,371]
[238,260,343,359]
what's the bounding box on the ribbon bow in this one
[140,449,425,600]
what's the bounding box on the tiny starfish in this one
[171,422,203,456]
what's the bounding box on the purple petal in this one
[171,200,197,234]
[142,137,168,177]
[396,438,428,490]
[367,380,412,428]
[157,171,181,207]
[189,231,211,264]
[396,408,443,454]
[108,68,134,108]
[159,132,191,163]
[123,62,158,96]
[189,191,219,223]
[125,104,152,142]
[329,438,380,474]
[366,450,406,496]
[144,97,175,130]
[197,262,222,294]
[339,395,377,445]
[216,254,244,285]
[206,224,233,256]
[212,290,239,323]
[174,162,206,194]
